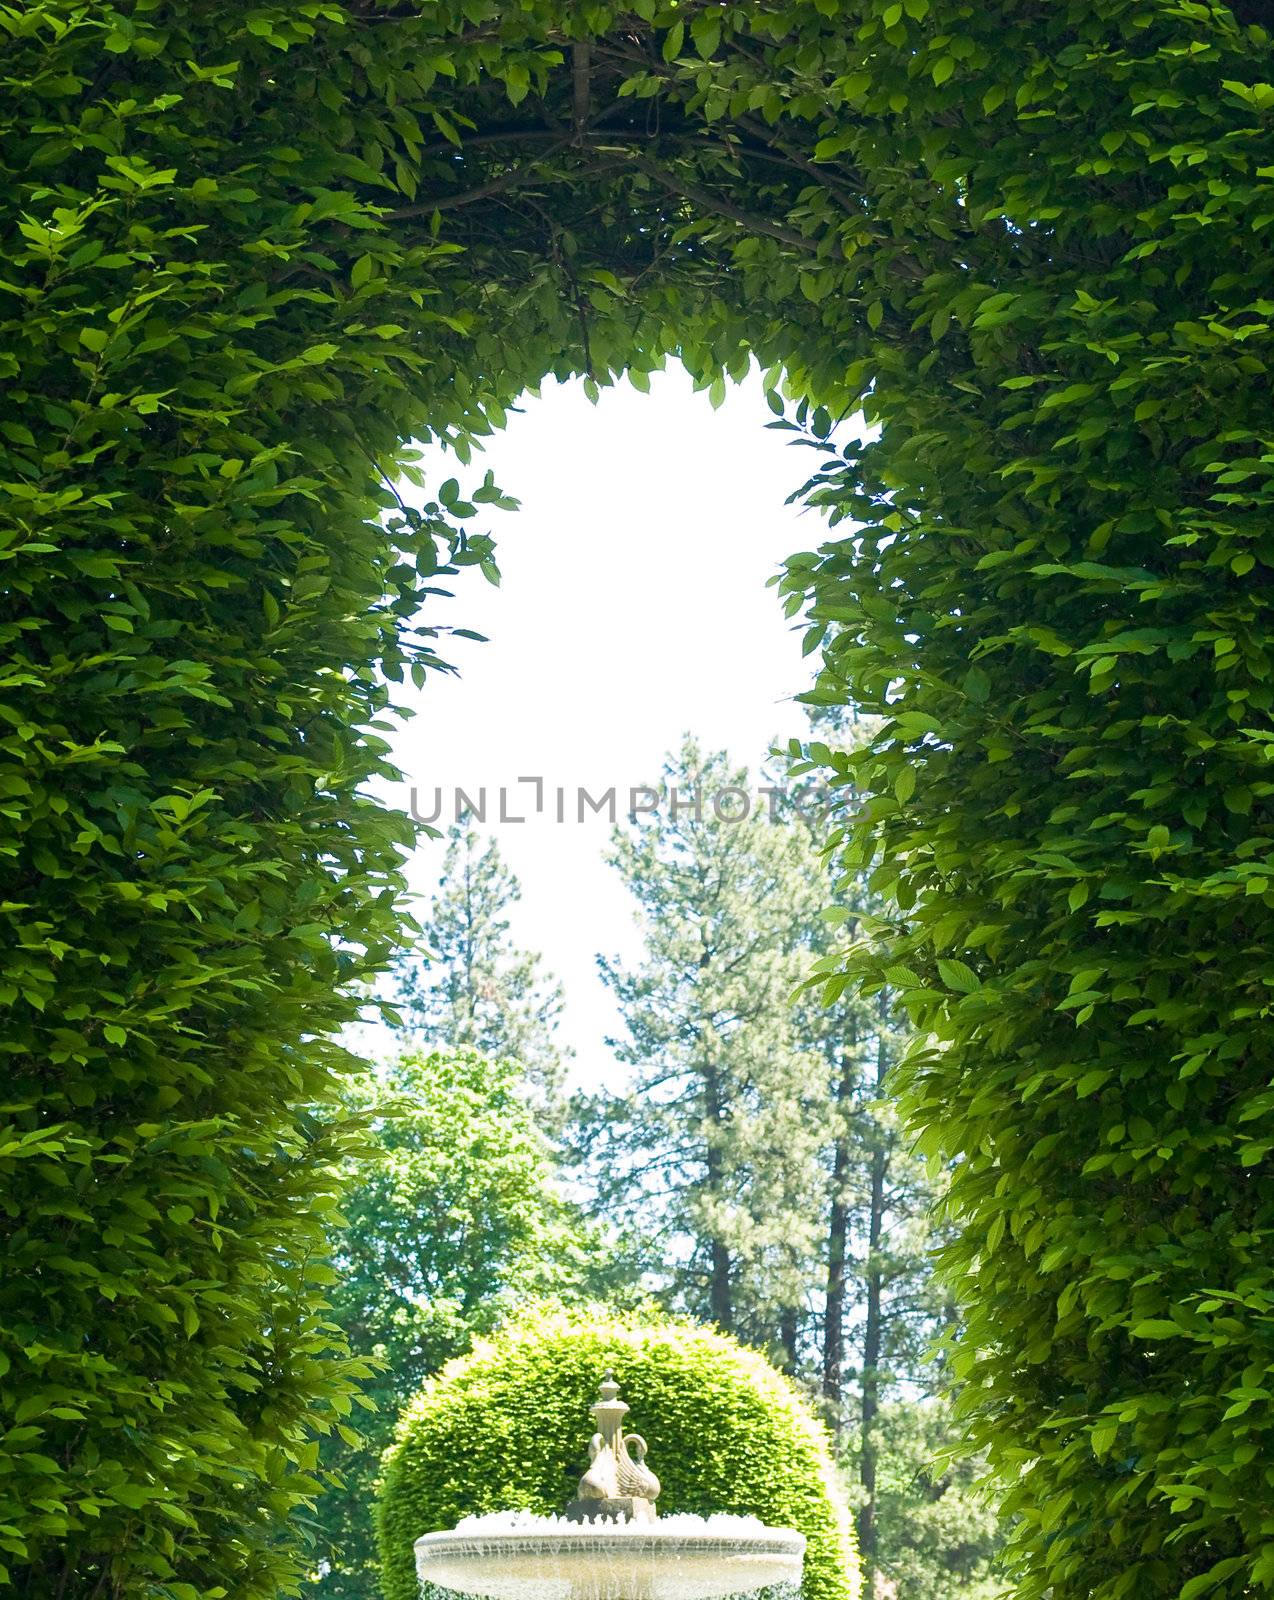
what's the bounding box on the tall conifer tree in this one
[575,740,826,1346]
[576,733,1003,1596]
[394,826,566,1095]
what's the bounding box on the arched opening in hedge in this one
[4,6,1271,1600]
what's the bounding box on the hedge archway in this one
[376,1308,858,1600]
[3,5,1271,1599]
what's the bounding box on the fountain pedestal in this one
[564,1373,659,1525]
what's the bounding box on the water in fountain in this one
[415,1510,806,1600]
[418,1582,803,1600]
[418,1579,803,1600]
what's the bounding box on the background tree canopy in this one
[318,745,998,1600]
[2,3,1271,1599]
[572,735,996,1598]
[313,1048,610,1600]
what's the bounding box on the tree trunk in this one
[703,1054,733,1330]
[822,1037,857,1406]
[857,1019,889,1581]
[709,1235,733,1329]
[780,1305,798,1370]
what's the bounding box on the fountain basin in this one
[414,1512,806,1600]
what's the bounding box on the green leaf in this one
[691,14,721,57]
[937,958,980,993]
[1179,1557,1249,1600]
[963,665,990,702]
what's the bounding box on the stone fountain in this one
[414,1373,805,1600]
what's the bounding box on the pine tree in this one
[393,825,565,1096]
[575,739,827,1350]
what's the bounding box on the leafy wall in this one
[1,3,1270,1597]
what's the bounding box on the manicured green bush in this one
[376,1307,859,1600]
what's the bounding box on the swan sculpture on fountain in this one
[566,1371,662,1524]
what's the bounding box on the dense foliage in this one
[3,0,1269,1595]
[375,1307,859,1600]
[858,1401,1005,1600]
[314,1049,608,1598]
[775,6,1274,1598]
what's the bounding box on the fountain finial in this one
[565,1373,662,1524]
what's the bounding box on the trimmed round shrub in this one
[376,1306,859,1600]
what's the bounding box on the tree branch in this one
[573,41,592,134]
[627,155,820,253]
[387,143,585,216]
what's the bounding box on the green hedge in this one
[5,2,1271,1595]
[376,1308,859,1600]
[778,4,1274,1598]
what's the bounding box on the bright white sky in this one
[377,363,831,1088]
